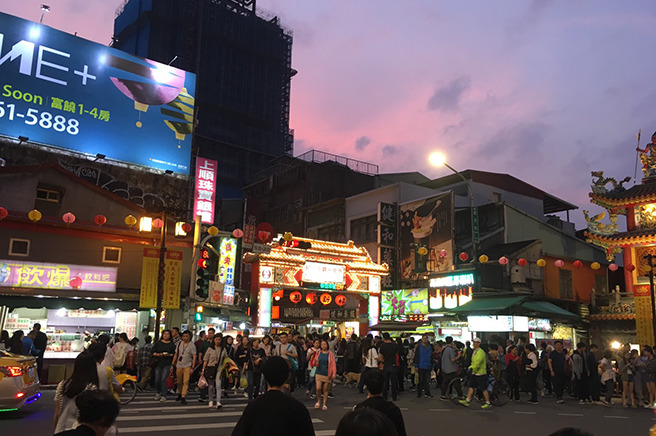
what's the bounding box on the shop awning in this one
[446,296,579,321]
[519,301,578,320]
[368,321,429,332]
[449,296,525,314]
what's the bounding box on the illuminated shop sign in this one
[429,273,474,288]
[380,289,428,322]
[467,315,529,333]
[529,318,552,331]
[193,158,217,224]
[219,238,237,305]
[302,262,345,285]
[258,288,272,327]
[0,259,117,291]
[0,12,196,174]
[260,266,273,283]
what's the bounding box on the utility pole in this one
[154,212,167,341]
[645,254,656,344]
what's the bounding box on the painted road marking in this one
[429,409,451,412]
[119,419,325,433]
[604,415,629,419]
[117,411,244,421]
[514,411,536,415]
[559,413,584,417]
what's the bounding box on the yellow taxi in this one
[0,349,40,411]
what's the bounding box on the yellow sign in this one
[635,295,654,346]
[139,248,160,308]
[163,250,183,309]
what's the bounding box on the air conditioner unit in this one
[511,266,526,284]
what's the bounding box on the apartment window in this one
[9,238,30,256]
[103,247,122,264]
[350,215,377,243]
[36,188,61,203]
[559,269,573,299]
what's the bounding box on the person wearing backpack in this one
[273,332,298,392]
[111,333,130,373]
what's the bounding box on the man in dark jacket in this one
[355,369,407,436]
[586,344,601,403]
[414,335,435,398]
[33,323,47,380]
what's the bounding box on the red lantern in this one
[62,212,76,224]
[499,256,509,265]
[320,293,332,305]
[181,222,193,233]
[232,228,244,238]
[518,258,527,267]
[609,263,618,271]
[94,214,107,226]
[289,291,302,304]
[152,218,164,229]
[554,259,565,268]
[0,207,7,220]
[306,292,317,305]
[459,252,469,262]
[335,294,347,307]
[69,276,83,289]
[626,264,636,272]
[573,260,582,269]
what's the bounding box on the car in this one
[0,349,40,411]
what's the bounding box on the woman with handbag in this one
[311,339,336,411]
[306,339,321,398]
[203,335,226,409]
[151,329,175,402]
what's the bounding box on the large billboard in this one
[0,12,196,174]
[380,288,428,321]
[399,192,454,282]
[0,259,117,292]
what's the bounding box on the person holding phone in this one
[152,329,176,402]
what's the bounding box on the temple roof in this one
[590,182,656,207]
[585,228,656,246]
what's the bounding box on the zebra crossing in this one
[116,390,337,435]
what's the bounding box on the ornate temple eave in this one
[589,183,656,208]
[585,229,656,247]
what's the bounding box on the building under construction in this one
[113,0,295,202]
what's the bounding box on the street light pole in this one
[645,254,656,344]
[154,212,167,341]
[442,162,477,260]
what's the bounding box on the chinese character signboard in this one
[139,248,159,308]
[163,250,183,309]
[0,259,116,291]
[0,12,196,174]
[378,246,396,290]
[193,157,217,224]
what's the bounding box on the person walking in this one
[644,346,656,408]
[358,338,379,394]
[247,338,266,400]
[599,349,616,406]
[586,344,602,404]
[440,336,461,400]
[306,338,321,399]
[7,330,24,355]
[151,329,175,402]
[236,336,250,397]
[273,332,298,391]
[137,336,153,390]
[379,333,399,401]
[111,333,130,373]
[88,342,122,399]
[310,339,336,410]
[231,356,315,436]
[172,330,196,405]
[540,342,553,396]
[459,337,492,409]
[202,334,227,409]
[618,350,636,408]
[505,345,522,402]
[414,335,434,399]
[33,323,48,380]
[354,369,407,436]
[524,343,539,404]
[53,351,99,433]
[548,340,567,403]
[572,343,590,404]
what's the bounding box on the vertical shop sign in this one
[163,250,183,309]
[139,248,160,308]
[193,158,217,224]
[377,202,397,290]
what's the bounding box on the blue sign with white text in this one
[0,12,196,174]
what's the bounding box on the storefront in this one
[244,236,388,336]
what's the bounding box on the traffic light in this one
[196,249,209,299]
[195,305,203,321]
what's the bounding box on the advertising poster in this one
[398,193,454,282]
[0,12,196,174]
[379,288,428,321]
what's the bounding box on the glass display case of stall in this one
[44,333,85,359]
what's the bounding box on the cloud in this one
[382,145,398,155]
[355,136,371,151]
[427,75,471,112]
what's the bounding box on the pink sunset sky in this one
[4,1,656,228]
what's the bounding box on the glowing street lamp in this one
[139,216,153,232]
[428,152,478,259]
